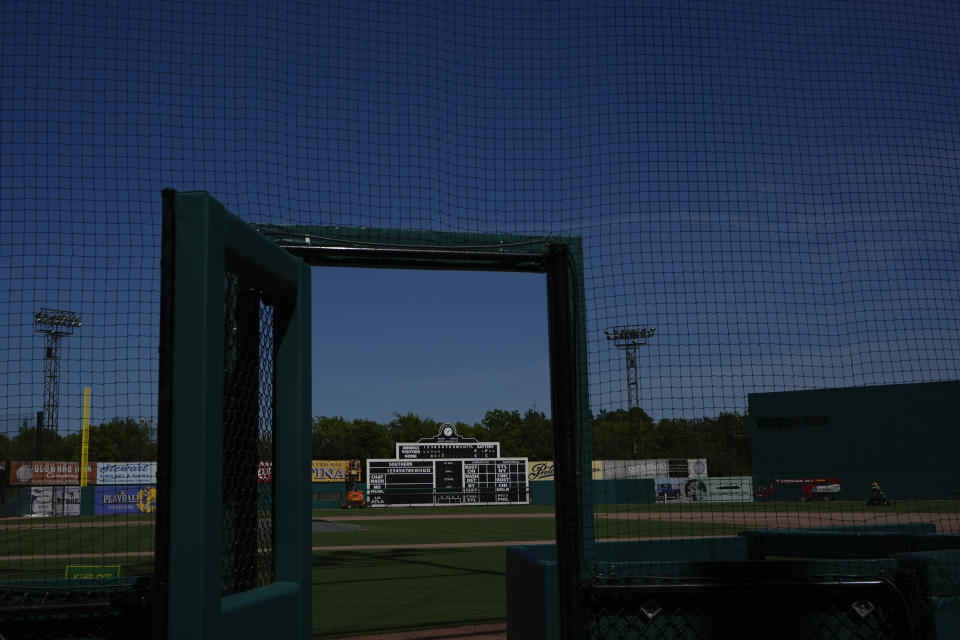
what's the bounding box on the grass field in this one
[593,499,960,513]
[314,547,508,638]
[1,501,957,637]
[310,501,960,637]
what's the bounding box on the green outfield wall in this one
[749,380,960,501]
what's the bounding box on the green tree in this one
[8,422,42,460]
[477,408,552,458]
[87,417,157,462]
[516,409,553,459]
[4,420,80,461]
[312,416,393,461]
[386,412,439,443]
[480,409,523,455]
[591,407,655,460]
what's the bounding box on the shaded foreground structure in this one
[2,1,960,638]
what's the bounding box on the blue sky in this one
[310,267,549,425]
[2,1,960,435]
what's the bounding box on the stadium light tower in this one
[35,309,82,442]
[604,325,655,410]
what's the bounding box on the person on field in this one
[866,481,892,506]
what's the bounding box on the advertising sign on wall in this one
[604,459,709,480]
[12,461,96,485]
[654,476,753,503]
[30,486,53,516]
[603,459,669,479]
[688,459,708,477]
[258,461,272,483]
[97,462,156,485]
[698,476,753,502]
[311,460,352,482]
[94,485,157,515]
[30,486,81,516]
[527,461,604,481]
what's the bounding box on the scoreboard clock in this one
[365,458,529,507]
[395,422,500,459]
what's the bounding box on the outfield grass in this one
[313,517,556,547]
[313,504,556,518]
[0,524,154,556]
[594,499,960,513]
[0,514,156,527]
[314,515,747,547]
[314,547,506,638]
[0,558,156,582]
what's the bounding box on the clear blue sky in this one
[310,268,550,425]
[1,2,959,434]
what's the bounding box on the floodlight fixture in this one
[34,308,82,444]
[604,325,655,347]
[35,308,83,333]
[605,324,656,410]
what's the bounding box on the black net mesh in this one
[585,585,905,640]
[2,0,959,637]
[221,277,276,596]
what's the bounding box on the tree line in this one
[1,417,157,462]
[313,407,751,476]
[2,409,751,476]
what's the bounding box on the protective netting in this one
[220,277,276,596]
[2,0,960,637]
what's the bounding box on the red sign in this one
[10,461,97,485]
[258,461,272,483]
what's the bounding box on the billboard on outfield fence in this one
[97,462,156,485]
[311,460,353,482]
[655,476,753,503]
[12,461,97,485]
[30,486,81,515]
[603,459,709,480]
[603,459,669,479]
[94,485,157,515]
[527,460,603,481]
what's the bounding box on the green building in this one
[749,380,960,501]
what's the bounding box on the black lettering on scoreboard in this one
[396,442,500,460]
[366,459,529,507]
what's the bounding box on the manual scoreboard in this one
[366,458,529,507]
[396,441,500,460]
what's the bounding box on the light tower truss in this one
[604,325,655,410]
[35,308,82,435]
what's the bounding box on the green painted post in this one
[168,191,225,640]
[164,191,311,639]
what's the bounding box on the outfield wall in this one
[309,479,759,509]
[749,380,960,501]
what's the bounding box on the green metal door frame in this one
[158,193,591,638]
[159,191,312,639]
[262,224,593,638]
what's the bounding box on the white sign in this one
[30,486,81,515]
[655,476,753,503]
[97,461,157,485]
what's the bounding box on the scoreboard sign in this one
[396,422,500,460]
[366,458,529,507]
[396,442,499,460]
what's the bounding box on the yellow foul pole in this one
[80,387,91,487]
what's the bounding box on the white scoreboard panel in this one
[366,458,529,507]
[395,441,500,459]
